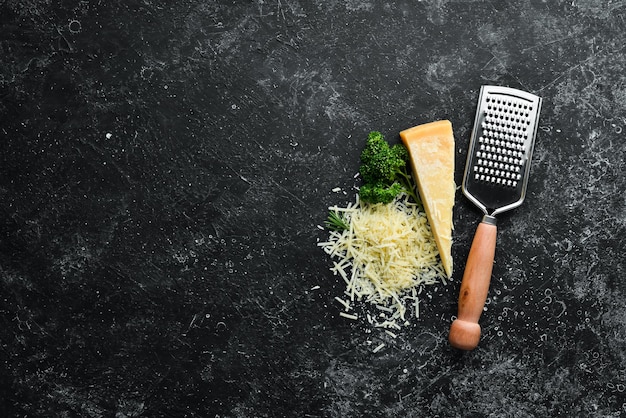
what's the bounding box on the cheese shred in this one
[339,312,358,320]
[319,194,445,329]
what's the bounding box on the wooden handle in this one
[449,216,497,350]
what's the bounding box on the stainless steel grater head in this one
[463,85,542,216]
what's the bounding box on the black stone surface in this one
[2,1,626,417]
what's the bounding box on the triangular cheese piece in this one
[400,120,455,278]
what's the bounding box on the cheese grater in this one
[449,85,542,351]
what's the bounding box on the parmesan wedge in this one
[400,120,455,278]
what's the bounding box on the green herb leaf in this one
[359,131,420,204]
[325,210,349,231]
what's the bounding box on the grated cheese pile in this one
[318,193,446,329]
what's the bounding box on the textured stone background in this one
[1,1,626,416]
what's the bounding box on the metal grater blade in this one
[462,85,542,216]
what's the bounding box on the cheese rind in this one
[400,120,455,278]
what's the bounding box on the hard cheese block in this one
[400,120,455,278]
